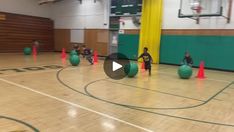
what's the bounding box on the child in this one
[82,45,93,65]
[73,44,81,55]
[138,47,153,76]
[33,40,40,52]
[182,52,193,66]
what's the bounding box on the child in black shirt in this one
[138,47,153,75]
[82,45,93,65]
[182,52,193,66]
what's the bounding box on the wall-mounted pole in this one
[227,0,233,23]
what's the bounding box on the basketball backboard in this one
[178,0,232,23]
[178,0,223,18]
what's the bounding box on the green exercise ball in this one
[70,50,78,56]
[178,65,193,79]
[124,62,139,78]
[69,55,80,66]
[23,47,32,55]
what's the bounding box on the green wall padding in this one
[160,35,234,71]
[118,34,139,60]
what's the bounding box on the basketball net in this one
[190,0,202,22]
[193,5,202,14]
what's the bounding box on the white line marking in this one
[0,69,59,77]
[0,78,154,132]
[0,64,103,77]
[0,63,63,69]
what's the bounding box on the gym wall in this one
[54,29,71,51]
[51,0,109,29]
[160,0,234,71]
[119,0,234,71]
[0,0,53,52]
[54,28,109,56]
[160,30,234,71]
[0,0,51,18]
[117,20,140,60]
[0,12,54,52]
[52,0,109,56]
[163,0,234,29]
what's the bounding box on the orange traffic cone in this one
[33,46,37,56]
[197,61,205,79]
[93,51,98,63]
[61,48,67,59]
[61,58,66,66]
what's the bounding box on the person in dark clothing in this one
[182,52,193,66]
[138,47,153,76]
[82,45,93,65]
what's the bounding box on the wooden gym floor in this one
[0,52,234,132]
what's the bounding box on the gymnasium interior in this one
[0,0,234,131]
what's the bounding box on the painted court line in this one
[154,65,233,83]
[0,63,63,69]
[156,71,231,83]
[0,78,154,132]
[0,64,103,77]
[0,69,60,77]
[1,62,230,84]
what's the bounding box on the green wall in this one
[118,34,139,60]
[117,34,234,71]
[160,35,234,71]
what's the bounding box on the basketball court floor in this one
[0,52,234,132]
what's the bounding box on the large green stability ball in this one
[69,55,80,66]
[70,50,78,56]
[178,65,193,79]
[24,47,32,55]
[124,62,139,78]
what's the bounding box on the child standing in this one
[33,40,40,53]
[82,45,93,65]
[138,47,153,76]
[182,52,193,66]
[73,44,81,55]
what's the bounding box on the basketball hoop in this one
[190,0,202,23]
[190,0,202,14]
[192,5,202,14]
[179,0,227,24]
